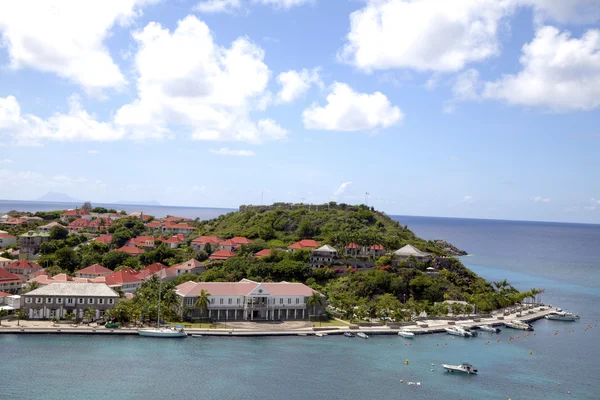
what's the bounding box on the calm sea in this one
[1,204,599,399]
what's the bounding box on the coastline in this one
[0,304,556,337]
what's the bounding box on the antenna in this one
[261,189,264,205]
[365,192,369,206]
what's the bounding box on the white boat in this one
[357,332,369,339]
[192,334,203,338]
[442,363,478,374]
[478,325,501,333]
[445,326,473,337]
[460,326,478,336]
[315,332,327,337]
[139,264,186,338]
[505,320,534,331]
[545,311,580,321]
[398,330,415,338]
[343,332,354,338]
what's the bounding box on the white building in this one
[177,279,325,321]
[394,244,431,262]
[309,244,338,267]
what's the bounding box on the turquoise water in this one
[1,212,599,398]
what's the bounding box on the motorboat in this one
[138,326,187,338]
[460,326,478,337]
[357,332,369,339]
[545,311,580,321]
[398,330,415,338]
[191,334,203,338]
[343,332,355,338]
[505,320,534,331]
[315,333,327,337]
[442,363,478,374]
[478,325,501,333]
[445,326,473,337]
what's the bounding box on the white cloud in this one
[88,150,100,155]
[0,95,125,145]
[194,0,313,13]
[210,147,256,157]
[334,181,352,196]
[339,0,516,73]
[0,0,156,94]
[461,195,474,203]
[586,198,600,210]
[115,15,287,143]
[483,26,600,111]
[444,68,482,113]
[521,0,600,24]
[0,159,12,164]
[276,68,323,104]
[303,82,403,131]
[530,196,551,203]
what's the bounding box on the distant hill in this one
[115,200,162,206]
[36,191,81,203]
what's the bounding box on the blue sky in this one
[0,0,599,223]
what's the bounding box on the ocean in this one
[1,202,599,399]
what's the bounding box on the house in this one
[60,209,91,223]
[0,256,12,267]
[367,244,386,258]
[88,217,112,232]
[310,245,338,267]
[37,222,63,234]
[0,268,27,294]
[209,249,236,261]
[394,244,431,263]
[2,217,28,226]
[68,218,90,233]
[136,263,168,281]
[163,216,193,223]
[4,259,43,278]
[104,269,142,293]
[164,234,185,249]
[170,259,205,276]
[0,233,16,248]
[94,234,113,245]
[0,292,21,313]
[153,268,178,282]
[344,242,361,256]
[176,279,325,321]
[129,212,154,222]
[254,249,271,258]
[231,237,253,247]
[145,221,162,229]
[125,236,158,249]
[21,282,119,320]
[75,264,113,279]
[161,222,195,235]
[191,236,222,251]
[113,246,145,256]
[288,239,320,252]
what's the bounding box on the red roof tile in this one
[62,209,89,216]
[114,246,145,255]
[94,234,113,244]
[0,267,26,282]
[369,244,385,250]
[137,263,168,280]
[346,242,360,249]
[288,239,320,249]
[104,269,142,285]
[0,291,13,297]
[192,236,222,245]
[0,233,16,239]
[5,259,42,272]
[231,237,253,245]
[255,249,271,258]
[209,249,236,260]
[76,264,112,275]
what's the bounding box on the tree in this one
[14,309,25,326]
[63,311,75,322]
[102,251,131,270]
[194,289,211,318]
[49,225,69,241]
[0,309,8,325]
[81,202,92,211]
[307,292,324,316]
[54,247,81,273]
[23,281,41,293]
[91,207,108,213]
[83,307,96,324]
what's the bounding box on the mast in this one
[157,263,162,329]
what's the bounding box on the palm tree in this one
[83,307,95,324]
[14,309,25,326]
[0,309,8,326]
[194,289,211,318]
[63,311,75,323]
[23,281,41,293]
[307,292,324,316]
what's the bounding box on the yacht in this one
[478,325,501,333]
[460,326,478,336]
[445,326,472,337]
[398,330,415,338]
[357,332,369,339]
[343,332,355,338]
[505,320,534,331]
[442,363,478,374]
[545,311,580,321]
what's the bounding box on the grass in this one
[311,319,349,327]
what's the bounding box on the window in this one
[280,298,283,304]
[210,298,215,304]
[88,298,94,304]
[108,299,114,305]
[98,299,104,305]
[26,298,32,304]
[78,298,84,304]
[66,298,74,304]
[237,298,240,305]
[186,298,194,307]
[46,298,53,304]
[228,298,232,305]
[287,298,291,304]
[57,298,63,304]
[35,298,42,304]
[219,298,224,305]
[296,298,300,304]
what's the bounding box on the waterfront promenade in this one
[0,305,557,337]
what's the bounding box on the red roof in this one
[163,216,192,222]
[176,280,317,297]
[165,235,184,243]
[137,263,168,280]
[346,242,360,249]
[173,259,204,270]
[5,259,42,272]
[288,239,320,249]
[3,218,27,225]
[94,234,113,244]
[0,291,13,297]
[0,233,16,239]
[209,249,236,260]
[68,218,90,228]
[114,246,145,255]
[145,221,162,228]
[88,217,112,227]
[127,236,156,247]
[62,209,89,216]
[231,237,252,245]
[369,244,385,250]
[255,249,271,258]
[162,222,195,230]
[0,267,26,282]
[76,264,112,275]
[192,236,222,245]
[105,269,142,285]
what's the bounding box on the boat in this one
[191,334,203,338]
[545,311,580,321]
[315,333,327,337]
[139,264,186,338]
[357,332,369,339]
[445,326,473,337]
[460,326,478,336]
[505,320,534,331]
[478,325,501,333]
[398,330,415,338]
[442,363,478,374]
[343,332,355,338]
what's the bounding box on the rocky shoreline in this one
[433,240,468,256]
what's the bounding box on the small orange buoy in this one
[529,350,532,355]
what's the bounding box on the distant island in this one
[36,192,81,203]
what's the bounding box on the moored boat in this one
[545,311,580,321]
[505,320,534,331]
[478,325,501,333]
[398,330,415,338]
[315,332,327,337]
[445,326,473,337]
[442,363,478,374]
[357,332,369,339]
[138,326,187,338]
[343,332,355,338]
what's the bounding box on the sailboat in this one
[138,264,186,338]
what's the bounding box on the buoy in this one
[529,350,532,355]
[557,383,560,386]
[405,360,409,365]
[568,391,571,395]
[400,380,403,383]
[431,369,434,372]
[436,343,439,346]
[431,363,434,366]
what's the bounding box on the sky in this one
[0,0,599,224]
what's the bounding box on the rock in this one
[434,240,468,256]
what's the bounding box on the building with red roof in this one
[0,267,27,293]
[254,249,271,258]
[104,269,142,293]
[75,264,113,279]
[164,235,185,249]
[4,259,43,278]
[88,217,112,232]
[161,222,195,235]
[170,259,205,276]
[0,233,17,248]
[68,218,90,233]
[114,246,145,256]
[94,234,113,244]
[1,218,28,226]
[126,236,158,249]
[209,249,236,261]
[191,236,222,251]
[60,209,91,222]
[145,221,162,229]
[176,279,324,321]
[287,239,321,252]
[37,222,63,234]
[137,263,168,281]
